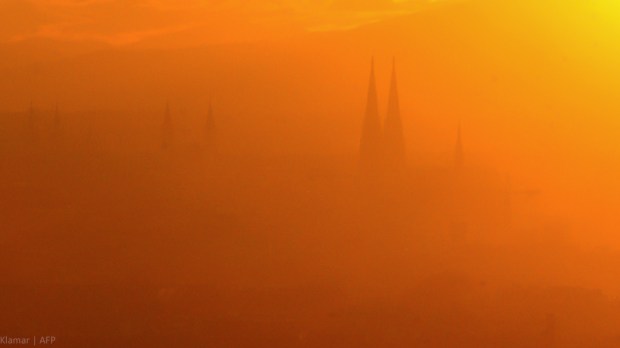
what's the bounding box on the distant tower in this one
[383,57,406,166]
[455,121,464,170]
[205,101,216,155]
[162,102,173,150]
[360,58,383,171]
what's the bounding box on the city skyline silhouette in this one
[2,1,620,347]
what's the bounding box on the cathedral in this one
[359,58,511,238]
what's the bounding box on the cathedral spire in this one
[360,57,383,171]
[384,57,406,165]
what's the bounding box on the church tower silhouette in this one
[359,58,383,171]
[383,58,406,166]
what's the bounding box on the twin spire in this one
[360,58,384,170]
[161,101,216,154]
[384,58,406,164]
[360,58,464,172]
[360,57,405,171]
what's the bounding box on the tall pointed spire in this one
[360,57,383,171]
[162,101,173,150]
[455,121,464,170]
[384,57,406,165]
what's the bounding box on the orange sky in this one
[0,0,433,46]
[3,0,620,246]
[8,3,620,344]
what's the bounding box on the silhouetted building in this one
[360,58,383,172]
[383,58,406,167]
[162,102,173,150]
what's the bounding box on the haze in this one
[2,0,620,346]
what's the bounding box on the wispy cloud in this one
[1,0,426,46]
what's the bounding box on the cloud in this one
[330,0,396,11]
[1,0,423,46]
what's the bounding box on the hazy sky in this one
[0,0,428,46]
[5,0,620,244]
